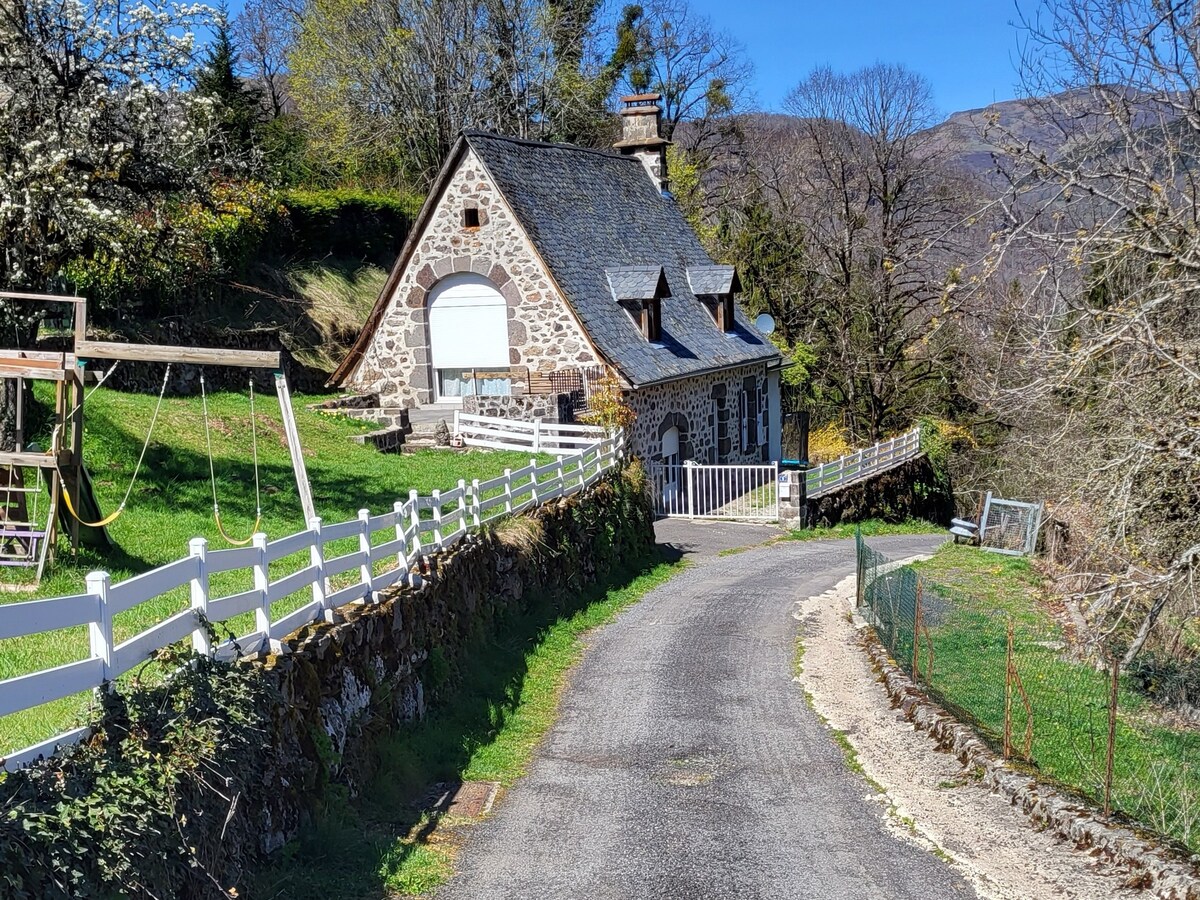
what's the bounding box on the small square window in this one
[462,207,481,229]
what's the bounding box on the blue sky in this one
[691,0,1031,117]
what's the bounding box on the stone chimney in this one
[614,93,670,194]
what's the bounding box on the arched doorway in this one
[427,273,511,402]
[661,425,681,500]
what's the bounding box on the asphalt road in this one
[435,532,976,900]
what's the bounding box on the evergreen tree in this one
[197,12,262,163]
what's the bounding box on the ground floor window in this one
[436,367,513,400]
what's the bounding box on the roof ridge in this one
[463,129,639,163]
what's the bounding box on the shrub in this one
[277,188,422,263]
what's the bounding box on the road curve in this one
[434,533,977,900]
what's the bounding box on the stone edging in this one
[860,633,1200,899]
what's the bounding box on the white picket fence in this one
[454,411,605,453]
[0,433,623,772]
[805,427,922,498]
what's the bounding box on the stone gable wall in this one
[348,149,600,406]
[626,363,772,466]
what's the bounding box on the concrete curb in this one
[860,633,1200,899]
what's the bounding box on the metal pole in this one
[1104,655,1119,817]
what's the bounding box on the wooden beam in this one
[0,291,85,304]
[0,362,67,382]
[0,451,68,469]
[275,373,316,524]
[76,340,280,370]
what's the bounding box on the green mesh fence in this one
[856,529,1200,854]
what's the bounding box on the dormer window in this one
[462,206,481,229]
[605,266,671,344]
[687,265,742,334]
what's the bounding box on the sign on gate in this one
[649,461,779,521]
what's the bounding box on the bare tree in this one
[771,63,976,439]
[983,0,1200,664]
[233,0,297,118]
[620,0,752,155]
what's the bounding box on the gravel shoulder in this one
[794,572,1140,900]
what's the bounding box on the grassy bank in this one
[1,384,544,755]
[252,556,683,899]
[904,544,1200,852]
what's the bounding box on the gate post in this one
[685,461,695,519]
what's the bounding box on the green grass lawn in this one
[906,544,1200,852]
[1,383,548,756]
[251,556,683,899]
[787,517,942,542]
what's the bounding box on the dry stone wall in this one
[348,148,601,406]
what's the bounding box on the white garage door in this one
[427,273,511,401]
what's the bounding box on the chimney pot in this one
[615,93,670,194]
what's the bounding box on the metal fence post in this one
[189,538,211,656]
[685,461,695,519]
[86,571,112,684]
[1105,656,1119,817]
[1004,618,1014,759]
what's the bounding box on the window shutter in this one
[739,389,749,452]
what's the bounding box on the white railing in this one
[453,411,605,453]
[0,433,623,772]
[649,461,779,521]
[805,427,922,498]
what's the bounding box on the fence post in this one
[431,491,444,547]
[1105,655,1119,817]
[189,538,211,656]
[310,517,332,620]
[503,469,513,514]
[358,508,373,599]
[457,479,468,534]
[528,458,539,505]
[555,456,565,498]
[685,461,695,519]
[87,571,112,684]
[912,579,923,681]
[252,532,270,647]
[392,501,410,578]
[533,417,542,452]
[409,489,422,557]
[469,481,481,528]
[1004,618,1014,759]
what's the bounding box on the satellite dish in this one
[754,313,776,336]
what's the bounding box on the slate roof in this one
[687,265,740,296]
[605,266,670,302]
[463,131,781,387]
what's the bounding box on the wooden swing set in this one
[0,291,315,585]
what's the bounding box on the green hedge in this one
[277,189,422,264]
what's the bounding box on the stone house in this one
[330,94,784,467]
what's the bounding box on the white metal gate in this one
[649,461,779,521]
